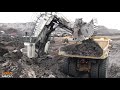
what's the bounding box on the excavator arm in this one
[29,13,73,57]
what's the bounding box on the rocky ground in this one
[0,36,70,78]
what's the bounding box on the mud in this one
[61,39,103,57]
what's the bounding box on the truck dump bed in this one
[58,36,111,59]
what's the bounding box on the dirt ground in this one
[0,36,70,78]
[0,35,120,78]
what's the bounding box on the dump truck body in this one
[59,36,111,59]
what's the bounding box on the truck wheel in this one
[98,58,107,78]
[90,61,99,78]
[59,59,69,75]
[68,58,80,77]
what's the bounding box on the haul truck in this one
[59,36,111,78]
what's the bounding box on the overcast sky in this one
[0,12,120,30]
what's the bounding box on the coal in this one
[61,39,103,57]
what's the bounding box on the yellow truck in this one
[59,36,111,78]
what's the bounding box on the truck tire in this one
[98,58,107,78]
[90,61,99,78]
[59,59,69,75]
[68,58,80,77]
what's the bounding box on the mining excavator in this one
[21,12,111,78]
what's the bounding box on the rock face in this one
[61,39,103,57]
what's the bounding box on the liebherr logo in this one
[1,71,13,78]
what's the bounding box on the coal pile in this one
[61,39,103,57]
